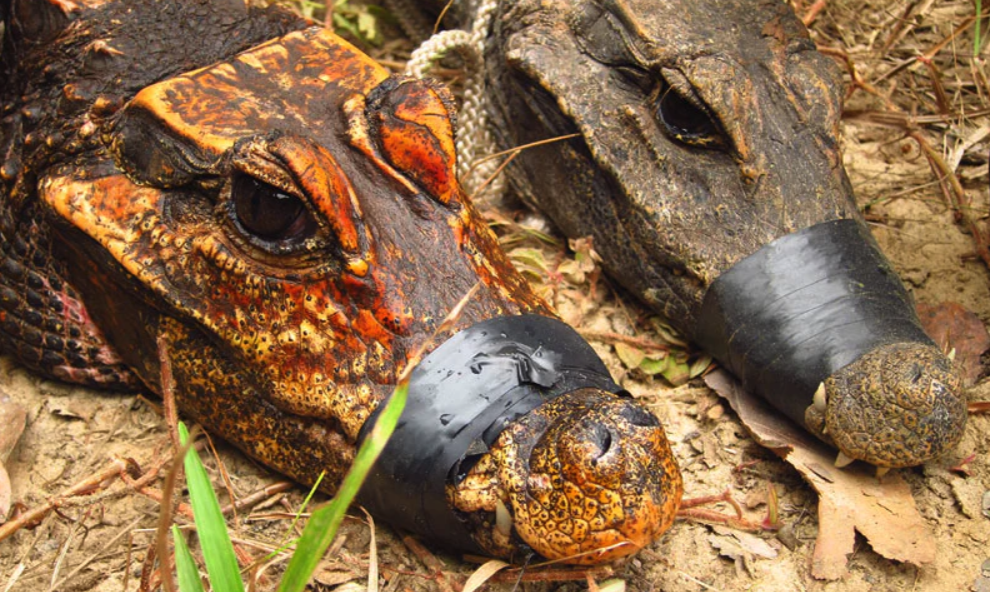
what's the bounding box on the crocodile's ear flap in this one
[5,0,72,47]
[364,78,460,207]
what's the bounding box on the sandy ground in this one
[1,0,989,591]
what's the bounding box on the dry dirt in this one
[1,1,990,591]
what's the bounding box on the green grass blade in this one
[179,422,245,592]
[173,525,206,592]
[277,381,407,592]
[261,472,327,562]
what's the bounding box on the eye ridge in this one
[230,172,316,244]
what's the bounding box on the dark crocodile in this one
[418,0,967,470]
[0,0,682,564]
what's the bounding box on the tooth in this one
[876,466,891,479]
[835,451,855,468]
[813,383,827,411]
[495,499,512,536]
[947,348,956,361]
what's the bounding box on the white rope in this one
[404,0,504,202]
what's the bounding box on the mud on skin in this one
[0,0,681,564]
[424,0,967,468]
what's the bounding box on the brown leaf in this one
[704,370,935,580]
[0,392,26,463]
[917,301,990,386]
[463,559,511,592]
[0,392,25,521]
[0,466,9,523]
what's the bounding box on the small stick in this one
[676,508,768,532]
[157,335,180,451]
[138,541,157,592]
[802,0,827,26]
[221,481,294,516]
[50,516,145,590]
[676,489,770,532]
[470,134,581,168]
[401,535,460,592]
[203,430,240,524]
[0,458,130,543]
[153,423,197,592]
[578,330,673,352]
[489,565,613,584]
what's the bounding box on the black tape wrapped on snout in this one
[355,314,622,553]
[693,219,934,427]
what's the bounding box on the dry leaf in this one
[917,301,990,386]
[709,524,778,577]
[614,342,646,369]
[704,370,935,580]
[0,394,26,463]
[0,467,10,524]
[0,392,26,521]
[50,403,92,422]
[712,525,778,559]
[462,559,511,592]
[315,568,360,587]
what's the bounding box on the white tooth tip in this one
[835,451,855,468]
[813,382,827,410]
[495,499,512,536]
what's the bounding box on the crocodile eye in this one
[231,173,315,242]
[654,84,723,149]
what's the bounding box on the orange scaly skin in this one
[0,0,681,563]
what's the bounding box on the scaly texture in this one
[409,0,967,468]
[0,0,682,563]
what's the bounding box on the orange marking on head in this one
[267,136,362,255]
[372,82,458,205]
[124,29,391,161]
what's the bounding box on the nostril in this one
[587,423,613,463]
[619,404,660,428]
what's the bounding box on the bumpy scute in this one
[823,343,966,468]
[450,389,682,563]
[1,0,681,563]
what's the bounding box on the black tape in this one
[355,314,622,553]
[693,219,933,426]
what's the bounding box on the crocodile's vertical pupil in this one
[231,174,307,240]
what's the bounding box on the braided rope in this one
[404,0,504,202]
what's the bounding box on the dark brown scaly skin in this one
[425,0,966,468]
[451,389,681,563]
[0,0,681,564]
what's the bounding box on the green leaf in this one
[173,525,206,592]
[614,342,646,369]
[659,356,691,386]
[688,354,713,379]
[508,248,550,273]
[637,355,668,376]
[277,381,407,592]
[357,11,380,44]
[332,13,363,39]
[179,422,245,592]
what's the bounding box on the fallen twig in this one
[0,458,134,543]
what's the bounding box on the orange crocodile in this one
[0,0,683,564]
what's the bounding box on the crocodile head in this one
[483,0,966,468]
[0,0,681,563]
